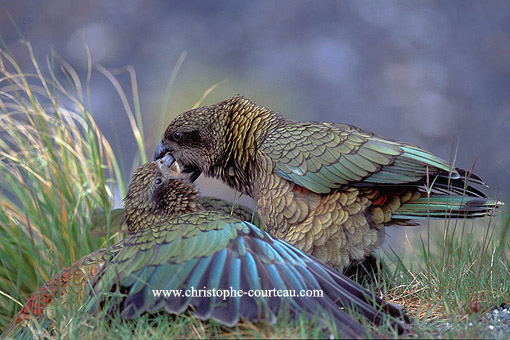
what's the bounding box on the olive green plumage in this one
[155,95,503,271]
[4,156,410,339]
[90,197,260,238]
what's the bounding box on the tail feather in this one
[422,170,487,198]
[419,168,489,198]
[393,196,504,220]
[455,168,487,186]
[356,167,489,198]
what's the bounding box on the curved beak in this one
[162,153,175,168]
[154,142,202,183]
[154,142,168,161]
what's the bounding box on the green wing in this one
[198,196,261,227]
[89,198,261,240]
[262,121,456,194]
[86,211,408,336]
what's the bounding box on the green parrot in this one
[3,155,410,339]
[90,196,261,239]
[154,95,503,271]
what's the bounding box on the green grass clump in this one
[380,205,509,338]
[16,306,342,339]
[0,41,133,330]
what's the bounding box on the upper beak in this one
[154,142,168,161]
[154,142,202,183]
[161,153,175,168]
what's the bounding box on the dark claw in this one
[162,154,175,168]
[154,142,168,161]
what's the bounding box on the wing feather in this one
[86,211,409,337]
[262,122,459,194]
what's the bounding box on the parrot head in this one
[124,154,200,232]
[154,103,228,182]
[154,95,260,183]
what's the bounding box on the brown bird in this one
[3,155,410,339]
[154,95,503,272]
[90,197,261,239]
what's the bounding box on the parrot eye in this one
[154,178,162,186]
[172,132,183,143]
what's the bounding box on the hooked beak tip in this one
[154,142,168,161]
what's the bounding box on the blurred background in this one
[2,0,509,253]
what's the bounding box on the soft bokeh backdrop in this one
[2,0,509,254]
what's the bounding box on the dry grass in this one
[0,41,126,327]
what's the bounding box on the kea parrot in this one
[154,95,503,271]
[3,155,410,339]
[90,196,261,239]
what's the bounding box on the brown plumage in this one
[155,95,503,271]
[2,156,194,337]
[9,187,261,336]
[90,196,261,239]
[4,155,412,338]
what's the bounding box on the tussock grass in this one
[20,309,340,339]
[379,193,509,337]
[0,41,132,331]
